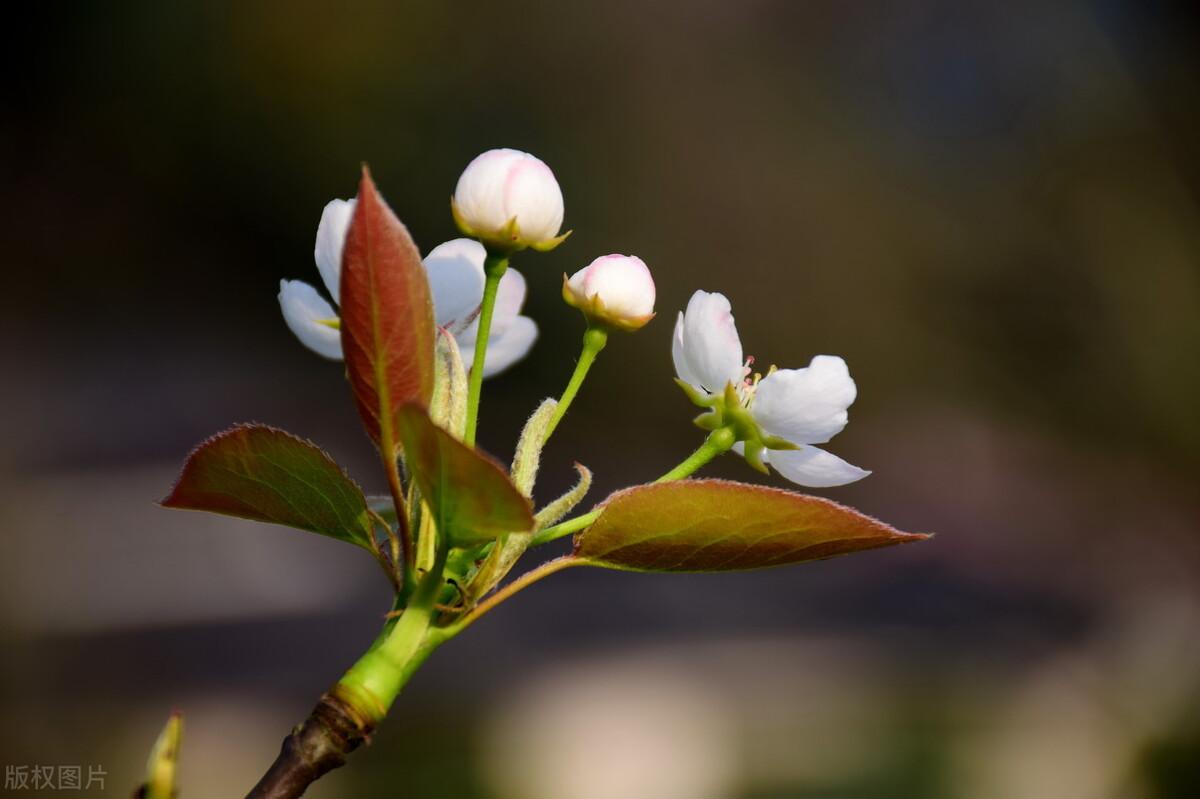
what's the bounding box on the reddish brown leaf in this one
[162,424,374,548]
[396,404,534,546]
[575,479,929,572]
[340,166,437,452]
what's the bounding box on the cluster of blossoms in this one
[279,148,867,488]
[161,145,921,799]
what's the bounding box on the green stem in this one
[434,556,585,641]
[382,452,415,593]
[656,427,735,481]
[463,254,508,447]
[530,427,736,546]
[247,550,449,798]
[543,325,608,443]
[336,546,448,721]
[529,511,598,547]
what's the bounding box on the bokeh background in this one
[4,1,1199,796]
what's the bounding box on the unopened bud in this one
[563,254,656,331]
[451,148,567,252]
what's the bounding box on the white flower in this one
[428,239,539,378]
[452,148,566,251]
[279,200,537,378]
[563,254,656,330]
[672,290,870,488]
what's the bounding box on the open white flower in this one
[563,254,656,331]
[279,200,537,378]
[672,290,869,488]
[452,148,566,251]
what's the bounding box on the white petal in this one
[501,156,564,242]
[752,355,857,445]
[765,445,870,488]
[278,280,343,360]
[423,238,486,330]
[313,199,356,305]
[680,290,744,393]
[471,315,538,378]
[672,312,705,390]
[454,149,525,233]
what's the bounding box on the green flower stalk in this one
[544,254,657,442]
[463,252,508,446]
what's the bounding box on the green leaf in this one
[340,166,437,453]
[162,425,375,549]
[395,404,534,546]
[574,479,929,572]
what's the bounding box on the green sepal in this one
[530,229,572,252]
[741,439,770,474]
[674,377,719,409]
[451,201,522,253]
[676,376,810,481]
[723,381,741,409]
[451,197,568,254]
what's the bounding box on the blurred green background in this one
[3,1,1199,796]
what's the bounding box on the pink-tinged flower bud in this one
[452,148,568,252]
[563,254,656,331]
